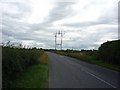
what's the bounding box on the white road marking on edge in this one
[84,70,117,88]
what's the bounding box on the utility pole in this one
[60,31,65,50]
[55,32,57,50]
[61,31,62,50]
[54,31,65,50]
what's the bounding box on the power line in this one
[54,31,65,50]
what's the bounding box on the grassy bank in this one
[55,51,120,71]
[12,52,49,88]
[2,46,49,88]
[12,64,48,88]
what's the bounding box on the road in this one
[47,52,119,88]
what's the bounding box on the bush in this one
[2,46,44,88]
[98,40,120,64]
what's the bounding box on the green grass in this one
[93,61,120,71]
[12,64,48,88]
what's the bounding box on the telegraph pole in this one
[54,31,65,50]
[60,31,65,50]
[61,31,62,50]
[55,32,57,50]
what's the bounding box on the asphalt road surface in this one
[47,52,119,88]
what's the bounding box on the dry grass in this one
[38,52,48,64]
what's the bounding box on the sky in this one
[1,0,119,50]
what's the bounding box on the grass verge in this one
[55,51,120,72]
[12,52,49,88]
[12,64,48,88]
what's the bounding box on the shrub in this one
[98,40,120,64]
[2,46,44,88]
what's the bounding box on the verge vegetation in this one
[2,42,48,88]
[54,40,120,71]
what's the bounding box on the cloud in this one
[45,2,75,24]
[1,0,31,41]
[1,0,119,49]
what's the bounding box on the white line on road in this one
[84,70,117,88]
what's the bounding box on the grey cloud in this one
[1,0,32,42]
[45,2,75,23]
[63,37,99,50]
[63,1,117,28]
[63,15,117,28]
[28,2,76,34]
[62,25,118,50]
[11,2,31,13]
[1,0,118,50]
[2,0,31,18]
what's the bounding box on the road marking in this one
[84,70,117,88]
